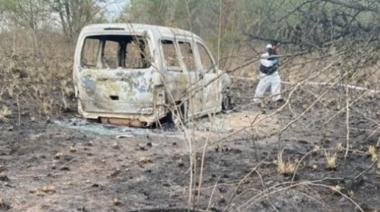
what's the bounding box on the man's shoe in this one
[275,98,285,107]
[255,100,265,107]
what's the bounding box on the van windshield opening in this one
[81,35,151,69]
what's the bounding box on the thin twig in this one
[344,85,350,159]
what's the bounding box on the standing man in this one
[253,41,284,105]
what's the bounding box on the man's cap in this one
[266,44,273,49]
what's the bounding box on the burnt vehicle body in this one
[73,24,231,127]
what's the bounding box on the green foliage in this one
[0,0,49,30]
[0,0,19,10]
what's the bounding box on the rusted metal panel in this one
[100,117,146,127]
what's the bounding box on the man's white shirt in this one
[260,52,277,67]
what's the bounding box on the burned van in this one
[73,23,231,127]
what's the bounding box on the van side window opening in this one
[161,40,180,67]
[197,43,214,71]
[81,35,151,69]
[125,39,150,68]
[178,41,196,71]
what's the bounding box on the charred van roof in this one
[81,23,201,40]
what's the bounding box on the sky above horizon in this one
[104,0,130,20]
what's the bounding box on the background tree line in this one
[0,0,378,123]
[0,0,379,97]
[0,0,379,55]
[120,0,380,64]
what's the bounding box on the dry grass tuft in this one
[313,145,321,152]
[324,151,337,170]
[0,106,12,122]
[277,150,296,175]
[40,185,56,194]
[113,197,121,206]
[54,152,64,160]
[368,145,378,162]
[69,145,77,153]
[375,150,380,176]
[336,143,345,153]
[332,185,343,193]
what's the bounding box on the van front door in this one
[196,42,222,114]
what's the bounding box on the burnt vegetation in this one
[0,0,380,211]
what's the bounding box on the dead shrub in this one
[368,145,378,162]
[277,150,296,175]
[324,151,337,170]
[0,106,12,122]
[0,47,75,121]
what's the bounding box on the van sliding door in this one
[178,41,203,118]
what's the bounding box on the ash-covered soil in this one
[1,81,380,212]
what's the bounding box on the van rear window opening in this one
[81,35,151,69]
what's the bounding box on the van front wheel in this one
[170,102,188,128]
[222,94,232,111]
